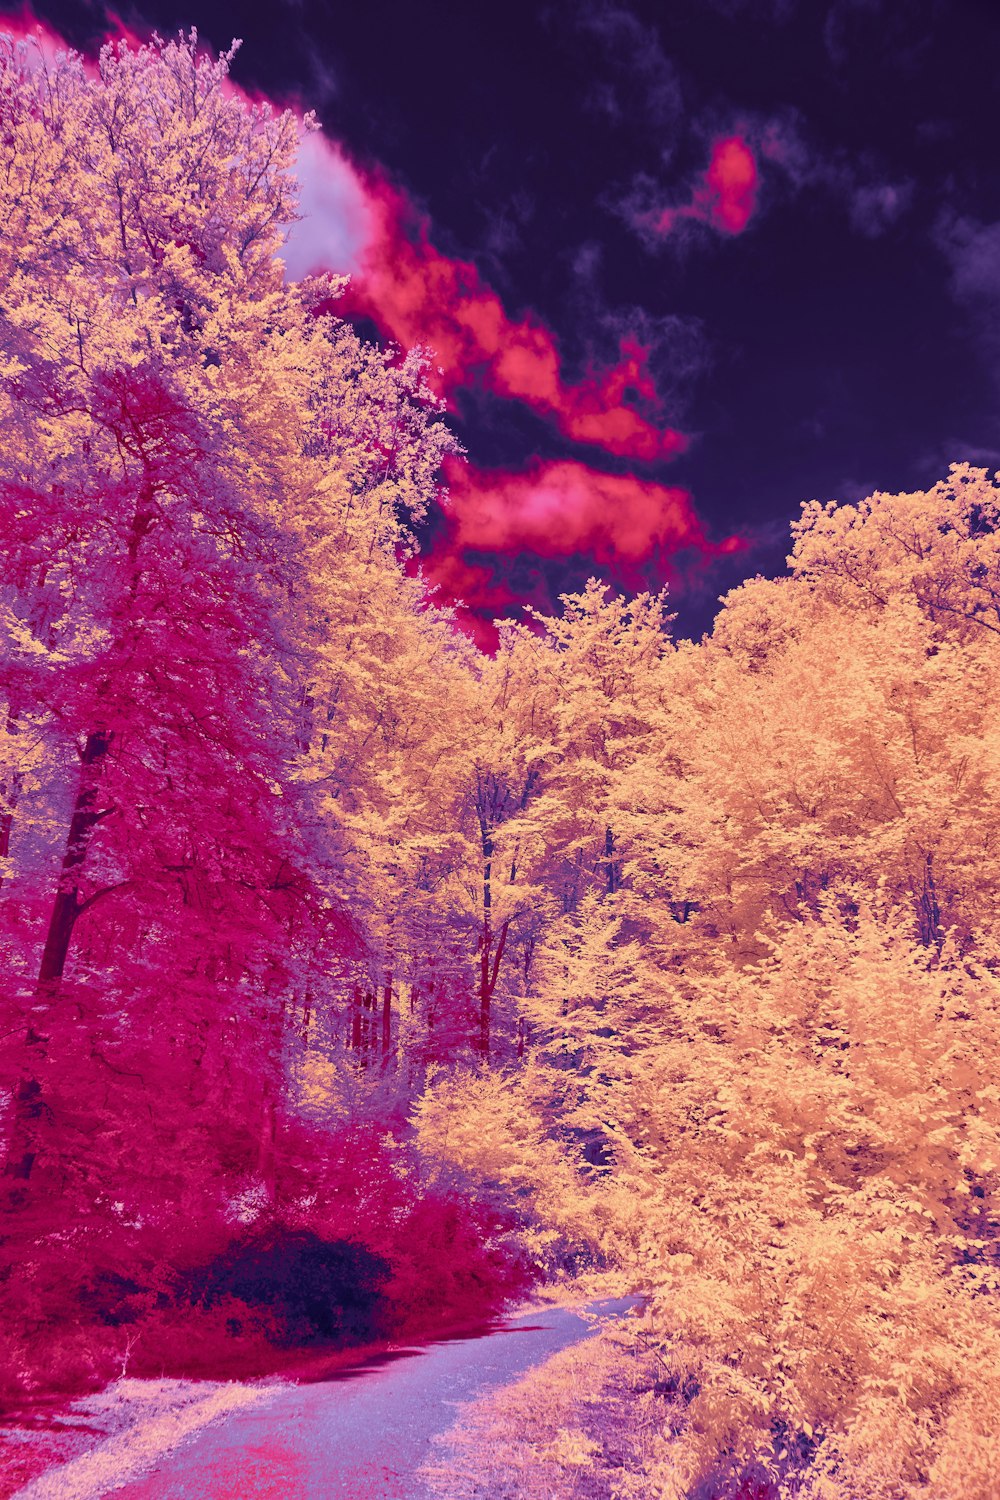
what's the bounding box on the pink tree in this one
[0,33,320,1222]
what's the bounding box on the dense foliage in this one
[1,31,997,1500]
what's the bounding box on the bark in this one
[350,979,362,1054]
[472,766,539,1058]
[381,971,393,1066]
[0,705,23,887]
[363,987,375,1064]
[36,729,113,994]
[4,729,112,1188]
[917,851,942,948]
[257,1087,277,1200]
[478,828,493,1057]
[477,917,509,1060]
[604,826,618,896]
[479,938,490,1057]
[476,827,511,1058]
[0,781,19,884]
[2,1058,46,1184]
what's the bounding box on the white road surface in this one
[17,1298,637,1500]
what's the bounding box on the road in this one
[25,1298,636,1500]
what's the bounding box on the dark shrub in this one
[76,1269,150,1327]
[180,1229,392,1347]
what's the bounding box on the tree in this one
[416,486,1000,1499]
[0,31,456,1222]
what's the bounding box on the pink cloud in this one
[700,136,758,233]
[406,548,527,652]
[441,455,711,562]
[0,6,89,68]
[332,180,686,462]
[650,135,759,238]
[413,457,745,646]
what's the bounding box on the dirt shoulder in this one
[0,1378,283,1500]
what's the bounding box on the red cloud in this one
[700,136,758,233]
[333,182,685,462]
[653,135,758,238]
[441,455,710,562]
[2,6,163,75]
[408,548,528,652]
[415,456,745,647]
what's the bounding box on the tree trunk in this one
[362,987,374,1065]
[36,729,113,994]
[381,971,393,1066]
[350,979,362,1054]
[477,910,509,1060]
[479,940,490,1058]
[4,729,112,1188]
[0,704,23,888]
[257,1087,277,1202]
[0,780,19,886]
[917,851,942,948]
[2,1062,46,1185]
[478,830,494,1058]
[604,826,618,896]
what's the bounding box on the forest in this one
[1,31,998,1500]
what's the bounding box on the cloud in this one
[587,303,711,432]
[2,6,739,646]
[628,135,759,243]
[414,456,745,645]
[697,136,758,234]
[574,4,683,131]
[275,123,691,463]
[407,548,531,651]
[333,180,686,461]
[624,107,912,253]
[824,167,911,237]
[845,179,912,238]
[0,15,368,282]
[441,456,707,561]
[919,440,1000,479]
[0,7,98,69]
[757,112,912,237]
[3,7,690,468]
[282,131,374,279]
[938,216,1000,305]
[934,213,1000,388]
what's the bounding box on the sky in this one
[8,0,1000,643]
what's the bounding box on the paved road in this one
[102,1299,636,1500]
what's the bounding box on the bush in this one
[179,1229,391,1347]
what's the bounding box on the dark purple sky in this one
[17,0,1000,640]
